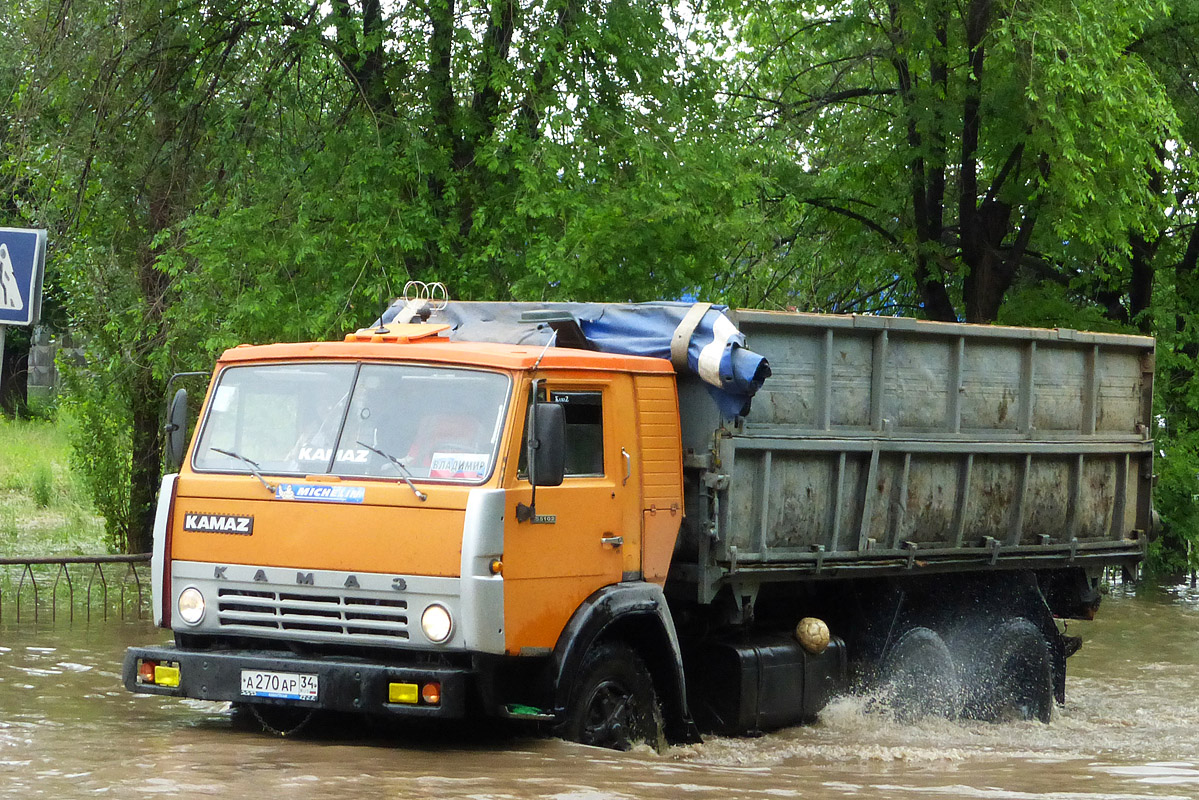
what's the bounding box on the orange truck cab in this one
[124,322,702,746]
[124,300,1153,748]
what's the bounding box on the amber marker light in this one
[421,682,442,705]
[154,664,181,688]
[389,683,419,704]
[489,559,503,575]
[137,660,157,684]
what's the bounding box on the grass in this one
[0,414,108,558]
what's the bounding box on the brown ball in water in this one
[795,617,830,654]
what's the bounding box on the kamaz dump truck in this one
[123,299,1154,748]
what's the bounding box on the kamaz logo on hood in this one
[183,513,254,535]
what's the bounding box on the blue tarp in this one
[377,301,771,418]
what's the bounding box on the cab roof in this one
[216,337,677,375]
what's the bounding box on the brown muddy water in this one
[2,584,1198,799]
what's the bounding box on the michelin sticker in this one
[275,483,366,504]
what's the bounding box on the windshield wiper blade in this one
[210,447,277,494]
[356,440,428,502]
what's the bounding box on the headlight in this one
[421,604,453,643]
[177,587,206,625]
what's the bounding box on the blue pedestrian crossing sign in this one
[0,228,47,327]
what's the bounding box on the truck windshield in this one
[192,363,510,483]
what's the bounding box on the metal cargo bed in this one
[676,311,1155,603]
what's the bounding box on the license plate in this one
[240,669,318,702]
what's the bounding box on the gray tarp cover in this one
[377,300,771,417]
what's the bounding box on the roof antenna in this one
[532,327,558,371]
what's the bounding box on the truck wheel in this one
[878,626,961,722]
[560,641,664,751]
[966,618,1054,723]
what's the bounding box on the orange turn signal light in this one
[488,559,503,575]
[421,682,442,705]
[138,659,157,683]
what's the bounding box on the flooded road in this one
[2,583,1198,799]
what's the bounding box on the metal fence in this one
[0,554,151,623]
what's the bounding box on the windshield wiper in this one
[210,447,277,494]
[356,441,428,502]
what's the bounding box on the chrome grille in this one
[217,587,409,642]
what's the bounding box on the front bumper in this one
[123,645,471,718]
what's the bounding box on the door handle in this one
[621,448,631,485]
[601,535,624,548]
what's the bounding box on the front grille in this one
[217,587,409,643]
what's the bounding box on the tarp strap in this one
[670,302,712,370]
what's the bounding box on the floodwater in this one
[2,584,1198,799]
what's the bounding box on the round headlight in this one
[421,604,453,643]
[178,587,206,625]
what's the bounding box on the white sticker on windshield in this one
[295,447,369,463]
[212,385,237,413]
[429,453,489,480]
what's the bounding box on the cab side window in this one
[551,391,604,477]
[519,388,605,479]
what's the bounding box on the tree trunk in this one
[127,356,163,553]
[1129,231,1156,333]
[0,334,28,415]
[1128,148,1164,334]
[1175,220,1199,363]
[963,249,1007,323]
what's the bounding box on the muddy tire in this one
[560,641,664,751]
[965,618,1053,723]
[878,626,962,721]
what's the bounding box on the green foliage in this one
[3,0,1199,575]
[1,0,756,550]
[997,283,1131,334]
[721,0,1190,320]
[0,414,107,556]
[58,366,132,552]
[715,0,1199,574]
[30,464,53,508]
[1142,266,1199,579]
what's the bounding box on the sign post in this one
[0,228,48,406]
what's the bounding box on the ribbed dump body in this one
[675,311,1155,603]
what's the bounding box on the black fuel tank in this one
[686,632,848,735]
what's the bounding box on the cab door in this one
[501,374,640,654]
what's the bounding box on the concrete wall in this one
[27,327,84,402]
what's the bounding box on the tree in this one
[713,0,1199,576]
[14,0,743,551]
[721,0,1186,322]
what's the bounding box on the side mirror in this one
[528,402,566,487]
[164,388,189,471]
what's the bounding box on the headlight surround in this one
[177,586,206,625]
[421,603,453,643]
